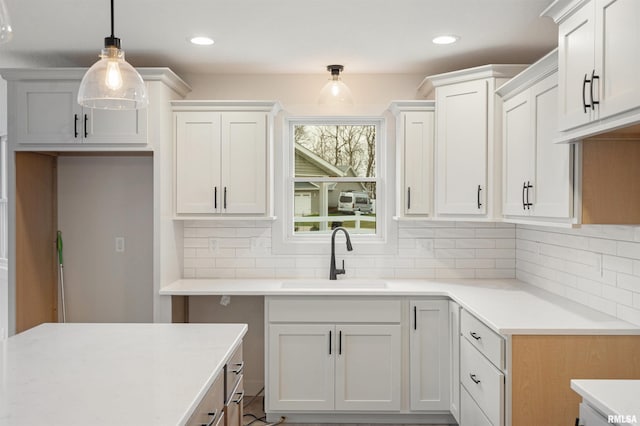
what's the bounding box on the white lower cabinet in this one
[449,301,461,422]
[578,403,610,426]
[460,386,493,426]
[266,297,402,413]
[409,300,450,411]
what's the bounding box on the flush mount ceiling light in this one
[77,0,148,110]
[0,0,13,44]
[318,65,354,105]
[190,36,215,46]
[432,35,460,45]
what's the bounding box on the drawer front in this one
[225,376,244,426]
[225,344,244,403]
[267,297,402,323]
[186,372,225,426]
[461,310,504,370]
[580,402,610,426]
[460,339,504,426]
[461,386,493,426]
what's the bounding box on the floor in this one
[243,396,448,426]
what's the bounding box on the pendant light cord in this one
[110,0,115,38]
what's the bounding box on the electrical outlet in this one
[208,238,218,253]
[115,237,125,253]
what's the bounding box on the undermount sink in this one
[280,279,387,289]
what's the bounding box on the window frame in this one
[272,116,397,255]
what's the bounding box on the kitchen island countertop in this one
[0,323,247,426]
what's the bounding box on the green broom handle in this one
[57,231,63,266]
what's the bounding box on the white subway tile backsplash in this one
[455,259,495,269]
[434,248,476,259]
[617,241,640,259]
[455,239,495,249]
[617,273,640,292]
[475,228,516,238]
[602,255,633,274]
[616,305,640,326]
[434,228,475,238]
[476,269,515,279]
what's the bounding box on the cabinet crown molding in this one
[541,0,591,23]
[495,49,558,100]
[418,64,528,99]
[0,67,191,97]
[171,100,282,114]
[388,100,435,115]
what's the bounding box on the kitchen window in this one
[273,117,395,254]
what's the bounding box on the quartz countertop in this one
[160,278,640,335]
[0,323,247,426]
[572,380,640,423]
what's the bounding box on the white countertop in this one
[160,278,640,335]
[0,323,247,426]
[572,380,640,422]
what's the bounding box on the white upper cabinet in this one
[11,80,146,145]
[497,50,575,224]
[544,0,640,141]
[419,65,526,220]
[389,101,434,218]
[172,101,279,218]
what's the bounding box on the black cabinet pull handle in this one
[590,69,600,110]
[582,73,591,113]
[407,187,411,210]
[329,330,332,355]
[203,409,218,426]
[84,114,88,138]
[526,181,533,209]
[477,185,482,209]
[74,114,79,138]
[232,390,245,404]
[469,373,481,384]
[214,187,217,209]
[224,187,227,209]
[339,330,342,355]
[231,362,244,375]
[522,181,527,210]
[414,305,417,330]
[470,331,481,340]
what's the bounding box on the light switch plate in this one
[115,237,125,253]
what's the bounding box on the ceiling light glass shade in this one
[78,46,148,110]
[318,66,354,105]
[0,0,13,44]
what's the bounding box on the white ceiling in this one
[0,0,558,76]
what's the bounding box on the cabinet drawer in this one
[461,310,505,370]
[225,376,244,426]
[267,297,401,323]
[579,402,610,426]
[460,339,504,426]
[225,344,243,403]
[186,372,225,426]
[461,386,493,426]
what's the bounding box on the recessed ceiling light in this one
[432,35,460,45]
[190,36,215,46]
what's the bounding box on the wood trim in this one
[582,140,640,224]
[511,335,640,426]
[16,152,58,332]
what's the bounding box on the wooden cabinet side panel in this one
[582,140,640,224]
[511,335,640,426]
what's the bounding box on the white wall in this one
[516,224,640,326]
[57,155,153,323]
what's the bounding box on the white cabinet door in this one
[532,75,573,219]
[335,324,401,411]
[594,0,640,121]
[409,300,450,411]
[449,301,461,423]
[267,324,335,411]
[14,81,147,145]
[175,112,221,214]
[84,107,147,145]
[436,80,487,215]
[221,112,267,214]
[502,90,533,217]
[557,1,596,131]
[14,81,82,144]
[403,111,434,215]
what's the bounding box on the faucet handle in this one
[336,260,346,276]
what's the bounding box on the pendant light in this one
[318,65,354,105]
[77,0,148,110]
[0,0,13,44]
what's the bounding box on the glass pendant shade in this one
[0,0,13,44]
[318,65,354,105]
[78,46,148,110]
